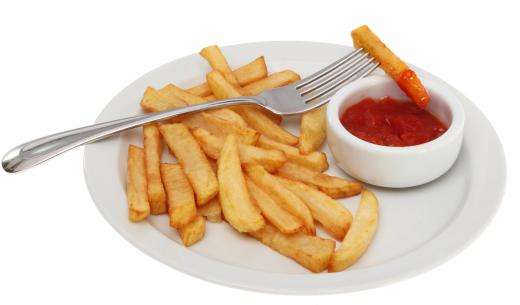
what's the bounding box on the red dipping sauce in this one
[341,97,447,147]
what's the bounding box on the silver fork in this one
[2,49,379,173]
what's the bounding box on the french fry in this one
[233,56,268,86]
[200,45,241,89]
[351,25,429,109]
[218,135,265,232]
[191,127,286,172]
[183,112,259,145]
[207,109,248,127]
[277,176,353,240]
[244,164,315,235]
[277,162,363,198]
[245,178,303,235]
[159,84,248,127]
[299,105,327,154]
[329,190,379,272]
[207,158,218,173]
[249,224,335,273]
[159,123,218,205]
[140,86,187,112]
[207,70,298,145]
[187,82,212,98]
[242,70,301,96]
[198,197,222,223]
[257,135,328,172]
[178,215,206,247]
[127,145,150,222]
[160,163,198,228]
[187,56,268,97]
[204,95,216,102]
[143,124,167,214]
[160,83,208,105]
[197,160,222,222]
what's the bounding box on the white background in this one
[0,0,518,304]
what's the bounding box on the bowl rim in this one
[327,75,465,154]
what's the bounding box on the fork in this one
[2,48,379,173]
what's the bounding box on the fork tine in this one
[303,58,378,104]
[298,52,369,96]
[358,61,380,78]
[294,48,364,89]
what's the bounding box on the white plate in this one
[83,41,506,294]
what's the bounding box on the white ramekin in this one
[327,75,465,188]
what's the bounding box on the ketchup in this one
[340,97,447,147]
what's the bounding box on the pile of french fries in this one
[126,44,380,273]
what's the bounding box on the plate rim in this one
[83,41,507,294]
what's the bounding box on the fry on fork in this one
[351,25,429,109]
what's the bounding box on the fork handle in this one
[2,97,260,173]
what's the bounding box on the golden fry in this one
[246,178,303,235]
[242,70,301,96]
[200,45,241,88]
[160,163,198,228]
[218,135,265,232]
[127,145,150,222]
[159,84,247,127]
[207,71,298,145]
[299,105,327,154]
[329,190,379,272]
[140,86,186,112]
[244,164,314,235]
[277,176,353,240]
[233,56,268,86]
[187,56,268,97]
[198,197,222,223]
[191,127,286,172]
[183,112,259,145]
[351,25,429,109]
[143,124,166,215]
[186,82,212,98]
[249,224,335,273]
[277,162,362,198]
[257,135,328,172]
[206,108,248,127]
[159,123,218,205]
[178,215,206,247]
